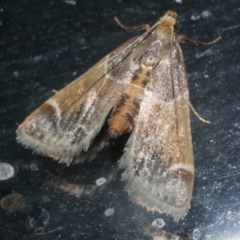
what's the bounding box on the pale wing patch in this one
[47,99,62,121]
[79,89,98,122]
[168,163,194,174]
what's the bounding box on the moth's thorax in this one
[158,10,177,28]
[153,24,176,42]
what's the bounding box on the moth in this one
[16,11,220,221]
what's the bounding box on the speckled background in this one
[0,0,240,239]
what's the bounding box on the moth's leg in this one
[114,17,150,31]
[142,224,184,240]
[38,170,97,197]
[177,35,221,45]
[189,102,210,124]
[40,166,118,197]
[77,132,110,162]
[178,35,220,124]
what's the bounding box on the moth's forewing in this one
[17,37,141,163]
[119,13,194,221]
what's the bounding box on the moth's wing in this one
[17,36,142,164]
[120,41,194,221]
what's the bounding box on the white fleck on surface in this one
[96,177,106,186]
[191,13,200,20]
[204,74,209,79]
[195,48,214,59]
[33,55,43,62]
[13,71,19,78]
[30,163,38,171]
[201,10,212,19]
[193,228,202,240]
[175,0,182,3]
[29,218,36,228]
[78,37,86,46]
[64,0,76,5]
[41,208,50,226]
[0,162,14,180]
[152,218,165,229]
[29,208,51,229]
[104,207,115,217]
[42,195,51,202]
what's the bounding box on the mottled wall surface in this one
[0,0,239,239]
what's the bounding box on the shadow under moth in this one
[16,11,220,221]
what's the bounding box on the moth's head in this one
[159,10,178,28]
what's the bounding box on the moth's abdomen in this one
[108,61,153,138]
